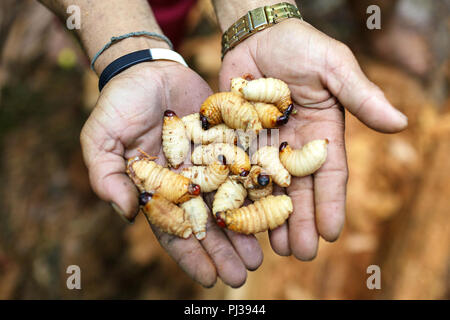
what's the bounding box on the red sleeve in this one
[149,0,197,49]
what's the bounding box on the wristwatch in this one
[221,2,303,59]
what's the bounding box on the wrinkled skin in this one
[81,61,263,288]
[80,20,407,289]
[219,19,407,260]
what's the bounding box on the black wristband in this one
[98,49,153,91]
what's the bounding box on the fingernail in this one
[111,202,134,224]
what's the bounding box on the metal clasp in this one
[248,7,269,31]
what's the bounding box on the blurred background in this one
[0,0,448,299]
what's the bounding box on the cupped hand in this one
[219,19,408,260]
[80,61,263,288]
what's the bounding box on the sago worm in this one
[231,166,274,201]
[215,195,293,235]
[231,165,271,190]
[251,146,291,187]
[231,77,294,115]
[181,155,229,193]
[199,92,262,133]
[252,102,289,128]
[127,152,200,204]
[212,177,247,215]
[279,139,329,177]
[139,192,192,239]
[162,110,190,169]
[181,113,237,145]
[180,196,209,240]
[191,143,250,175]
[247,183,273,201]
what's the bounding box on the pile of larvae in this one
[126,76,329,240]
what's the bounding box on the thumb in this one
[324,43,408,133]
[81,131,139,222]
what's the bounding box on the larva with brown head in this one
[181,113,237,145]
[232,77,294,115]
[215,195,293,234]
[212,177,247,215]
[247,183,273,201]
[231,166,273,201]
[199,92,262,133]
[251,146,291,187]
[180,196,209,240]
[162,110,190,169]
[279,139,329,177]
[139,192,192,239]
[191,143,250,175]
[231,165,271,190]
[181,155,229,193]
[127,153,200,204]
[252,102,289,128]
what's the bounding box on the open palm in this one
[80,61,263,287]
[219,19,408,260]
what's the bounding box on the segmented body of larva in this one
[252,102,289,128]
[212,177,247,215]
[162,110,190,169]
[139,192,192,239]
[191,143,250,175]
[181,160,229,193]
[232,77,294,115]
[251,146,291,187]
[180,197,209,240]
[279,139,329,177]
[215,195,293,234]
[199,92,262,133]
[181,113,237,145]
[127,154,200,204]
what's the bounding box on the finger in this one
[81,126,140,222]
[323,42,408,133]
[148,220,217,288]
[313,134,348,242]
[224,230,263,271]
[268,223,290,256]
[268,185,291,256]
[200,213,248,288]
[286,175,319,261]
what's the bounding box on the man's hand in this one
[81,61,263,287]
[219,18,408,260]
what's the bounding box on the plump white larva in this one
[126,153,201,204]
[216,195,293,234]
[199,92,262,133]
[212,178,247,215]
[140,192,192,239]
[251,146,291,187]
[279,139,329,177]
[191,143,250,175]
[181,113,237,145]
[162,110,190,169]
[180,197,209,240]
[181,160,229,193]
[232,77,293,114]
